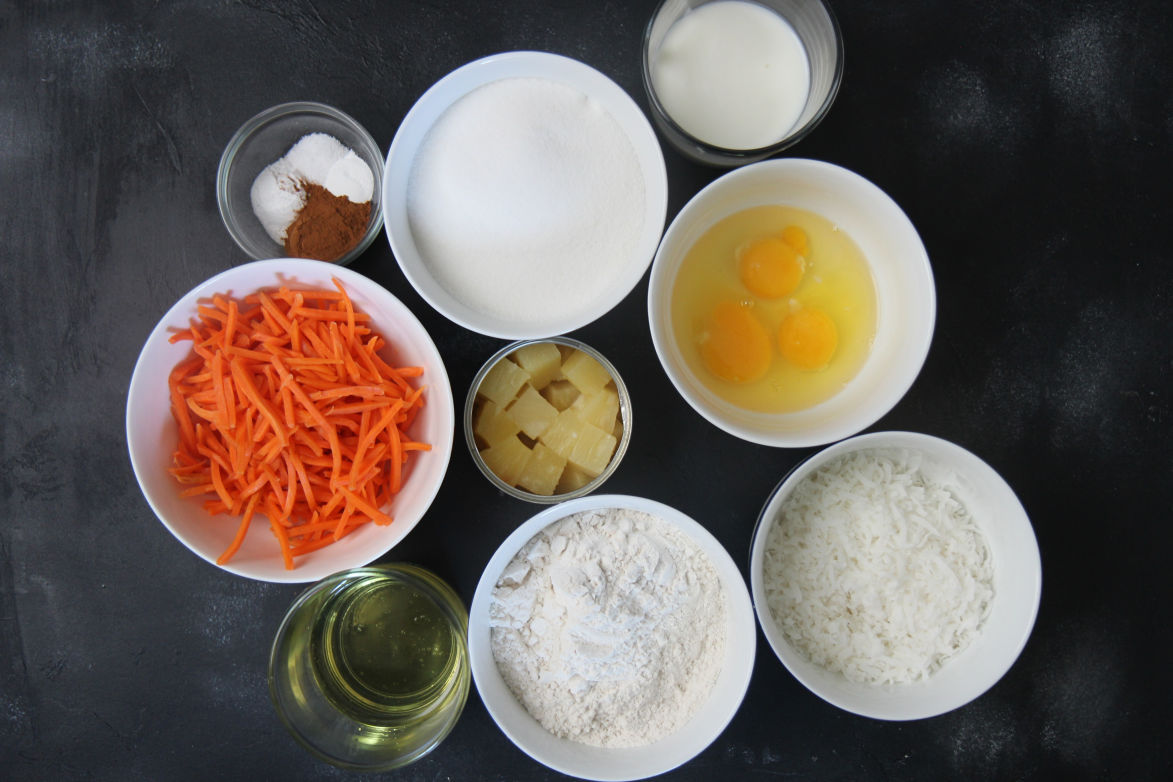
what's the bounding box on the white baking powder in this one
[489,507,726,748]
[250,133,374,243]
[406,77,646,325]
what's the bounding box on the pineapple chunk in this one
[541,409,586,460]
[479,435,531,486]
[556,463,595,494]
[540,379,580,411]
[571,385,619,431]
[512,342,562,390]
[474,399,521,447]
[507,384,559,439]
[561,349,612,394]
[567,422,617,478]
[479,358,529,407]
[516,443,567,496]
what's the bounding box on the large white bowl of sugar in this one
[384,51,668,339]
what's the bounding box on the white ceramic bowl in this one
[384,51,668,339]
[749,431,1042,720]
[469,494,756,780]
[126,259,454,583]
[647,158,935,447]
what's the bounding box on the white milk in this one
[651,0,811,150]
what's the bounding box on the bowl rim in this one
[647,157,936,448]
[125,258,454,583]
[216,100,386,266]
[748,431,1043,720]
[640,0,845,163]
[383,50,669,339]
[468,493,756,780]
[462,337,634,504]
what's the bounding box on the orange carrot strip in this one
[216,493,259,565]
[289,307,371,323]
[308,385,386,401]
[337,486,393,526]
[268,515,294,571]
[179,483,216,498]
[229,357,289,448]
[331,277,357,340]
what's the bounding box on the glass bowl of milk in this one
[642,0,843,166]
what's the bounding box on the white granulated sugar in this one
[489,507,726,748]
[762,448,995,685]
[406,77,646,325]
[250,133,374,243]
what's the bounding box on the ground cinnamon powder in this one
[284,183,371,261]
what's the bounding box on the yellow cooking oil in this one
[269,564,469,770]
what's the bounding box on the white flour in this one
[406,77,645,325]
[489,507,726,748]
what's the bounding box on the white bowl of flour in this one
[468,495,755,780]
[384,52,668,339]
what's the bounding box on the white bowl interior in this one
[749,431,1042,720]
[468,494,756,781]
[648,159,936,447]
[126,259,454,583]
[384,51,668,340]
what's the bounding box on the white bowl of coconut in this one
[750,431,1041,720]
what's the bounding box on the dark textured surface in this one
[2,1,1170,779]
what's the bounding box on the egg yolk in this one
[738,236,804,298]
[780,225,809,257]
[779,307,838,370]
[698,300,772,383]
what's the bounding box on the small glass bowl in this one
[642,0,844,167]
[464,337,633,504]
[269,563,470,771]
[217,101,384,265]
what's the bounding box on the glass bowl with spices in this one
[218,101,384,265]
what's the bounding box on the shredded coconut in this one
[762,448,995,685]
[406,77,646,326]
[489,507,726,747]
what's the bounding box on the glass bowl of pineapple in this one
[464,338,632,503]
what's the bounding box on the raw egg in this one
[698,299,772,383]
[780,225,809,256]
[738,236,804,298]
[779,306,838,369]
[670,205,875,413]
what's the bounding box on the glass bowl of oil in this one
[268,563,470,771]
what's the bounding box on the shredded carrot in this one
[166,279,431,570]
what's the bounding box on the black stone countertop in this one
[2,1,1170,779]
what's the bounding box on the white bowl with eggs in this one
[384,51,668,340]
[126,259,454,583]
[647,158,935,447]
[749,431,1042,720]
[468,494,756,780]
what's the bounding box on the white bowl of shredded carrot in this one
[127,259,454,583]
